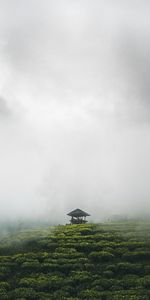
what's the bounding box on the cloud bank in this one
[0,0,150,223]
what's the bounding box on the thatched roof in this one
[67,208,90,217]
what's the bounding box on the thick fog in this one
[0,0,150,224]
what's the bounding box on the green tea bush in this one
[114,262,143,275]
[141,276,150,288]
[123,251,150,262]
[9,287,37,299]
[0,282,10,291]
[0,221,149,299]
[78,288,102,299]
[89,251,114,262]
[21,260,40,273]
[0,289,9,300]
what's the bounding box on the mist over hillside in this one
[0,0,150,223]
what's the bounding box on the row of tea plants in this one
[0,221,149,299]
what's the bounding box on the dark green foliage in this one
[0,221,150,299]
[89,250,114,262]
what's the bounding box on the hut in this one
[67,208,90,225]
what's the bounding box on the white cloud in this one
[0,0,150,223]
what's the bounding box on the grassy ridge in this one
[0,222,150,299]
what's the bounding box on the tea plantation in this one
[0,222,150,299]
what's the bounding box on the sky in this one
[0,0,150,223]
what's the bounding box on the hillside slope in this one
[0,222,150,299]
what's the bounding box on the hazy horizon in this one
[0,0,150,224]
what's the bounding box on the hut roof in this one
[67,208,90,217]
